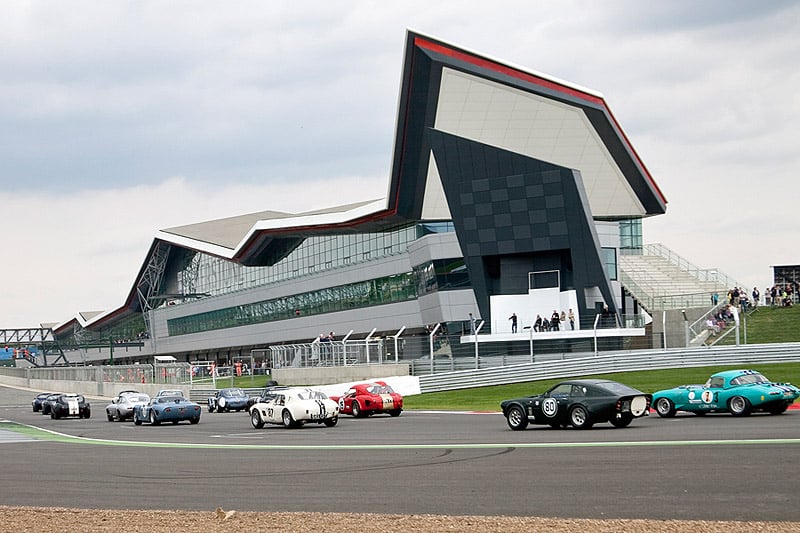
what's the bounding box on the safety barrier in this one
[417,342,800,393]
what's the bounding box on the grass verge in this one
[402,362,800,412]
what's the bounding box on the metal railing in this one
[417,342,800,393]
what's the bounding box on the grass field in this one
[738,304,800,343]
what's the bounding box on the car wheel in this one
[282,409,296,428]
[610,413,633,428]
[51,410,57,419]
[569,405,592,429]
[133,412,142,426]
[351,401,362,418]
[150,410,160,425]
[389,409,402,417]
[107,411,114,422]
[208,404,215,413]
[768,402,789,415]
[323,416,338,427]
[250,409,264,429]
[654,397,676,418]
[728,396,752,417]
[505,405,528,431]
[190,417,200,424]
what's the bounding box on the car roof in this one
[711,369,759,379]
[558,379,618,386]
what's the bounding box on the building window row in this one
[167,257,469,337]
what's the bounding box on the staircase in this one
[619,244,739,313]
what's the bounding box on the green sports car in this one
[652,369,800,417]
[500,379,651,430]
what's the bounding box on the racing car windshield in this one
[297,390,328,400]
[158,396,182,403]
[730,373,769,386]
[597,382,638,396]
[367,384,394,394]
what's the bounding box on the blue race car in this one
[207,388,249,413]
[653,369,800,417]
[133,395,201,425]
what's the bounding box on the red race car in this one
[332,381,403,417]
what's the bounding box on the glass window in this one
[602,247,618,281]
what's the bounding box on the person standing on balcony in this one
[550,310,561,331]
[568,308,575,330]
[508,313,518,333]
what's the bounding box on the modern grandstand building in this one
[51,31,667,367]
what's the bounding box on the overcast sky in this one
[1,1,798,328]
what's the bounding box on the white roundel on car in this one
[542,397,558,417]
[630,395,647,417]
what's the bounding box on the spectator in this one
[534,314,542,332]
[550,310,560,331]
[568,308,575,330]
[508,313,518,333]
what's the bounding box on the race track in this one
[1,385,798,521]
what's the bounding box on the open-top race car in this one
[652,369,800,417]
[331,381,403,417]
[500,379,651,430]
[249,387,338,429]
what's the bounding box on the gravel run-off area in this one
[1,507,799,532]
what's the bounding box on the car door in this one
[535,383,573,424]
[264,395,283,424]
[696,376,726,411]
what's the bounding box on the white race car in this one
[249,387,339,429]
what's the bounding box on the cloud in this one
[0,1,798,327]
[0,175,385,328]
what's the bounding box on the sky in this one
[1,1,798,328]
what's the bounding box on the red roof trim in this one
[413,36,667,206]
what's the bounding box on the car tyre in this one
[728,396,751,417]
[107,411,114,422]
[768,402,789,415]
[150,410,160,425]
[654,397,676,418]
[389,409,402,417]
[351,401,362,418]
[133,411,142,426]
[323,416,338,427]
[190,417,200,424]
[505,405,528,431]
[610,413,633,428]
[569,405,592,429]
[282,409,296,428]
[250,409,264,429]
[85,407,91,419]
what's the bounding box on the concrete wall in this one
[0,372,191,400]
[272,363,410,386]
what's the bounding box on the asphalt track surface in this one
[1,385,799,521]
